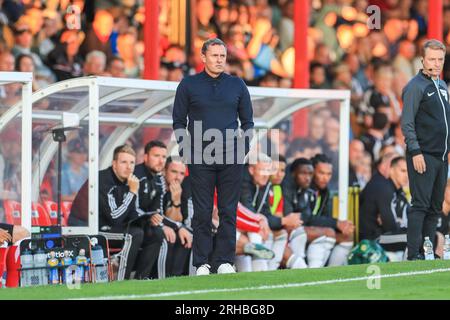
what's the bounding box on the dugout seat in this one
[4,201,52,226]
[43,201,71,226]
[3,200,21,225]
[31,202,52,226]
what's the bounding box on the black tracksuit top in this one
[359,172,409,240]
[401,70,450,160]
[99,167,140,232]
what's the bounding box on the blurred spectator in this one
[159,63,169,81]
[349,139,365,187]
[259,72,280,87]
[79,9,114,61]
[286,139,322,163]
[360,62,398,129]
[61,138,88,202]
[360,112,390,162]
[278,0,293,52]
[225,58,245,78]
[225,23,253,80]
[193,0,219,71]
[359,156,409,261]
[110,12,130,56]
[214,3,231,40]
[393,124,406,156]
[0,51,14,72]
[312,43,332,81]
[46,29,83,81]
[331,63,352,89]
[117,29,142,78]
[161,45,189,82]
[247,18,288,78]
[83,50,106,76]
[37,9,62,58]
[107,56,126,78]
[437,179,450,257]
[411,0,428,36]
[11,17,54,86]
[393,39,416,81]
[355,151,373,190]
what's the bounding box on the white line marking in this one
[71,267,450,300]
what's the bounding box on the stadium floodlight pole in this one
[428,0,443,79]
[292,0,310,138]
[143,0,159,80]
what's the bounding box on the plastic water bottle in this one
[443,235,450,260]
[423,237,435,260]
[33,249,48,286]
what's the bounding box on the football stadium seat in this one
[3,200,21,225]
[4,201,51,226]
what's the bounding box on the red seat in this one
[43,201,70,226]
[3,200,21,225]
[31,202,51,226]
[4,201,50,226]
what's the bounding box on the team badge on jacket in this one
[440,89,448,102]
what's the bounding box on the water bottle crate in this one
[18,235,113,287]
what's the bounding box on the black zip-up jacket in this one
[308,183,338,229]
[172,71,254,158]
[239,169,283,230]
[401,70,450,160]
[98,167,140,232]
[283,185,317,223]
[134,163,163,215]
[359,173,408,240]
[161,176,194,232]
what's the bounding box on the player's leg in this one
[328,231,354,266]
[135,225,164,279]
[305,226,336,268]
[267,229,288,270]
[188,164,217,270]
[213,164,244,271]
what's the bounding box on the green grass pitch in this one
[1,260,450,300]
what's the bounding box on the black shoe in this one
[407,253,425,261]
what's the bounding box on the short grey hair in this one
[422,39,446,56]
[201,38,227,55]
[86,50,107,67]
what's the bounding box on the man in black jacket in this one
[172,38,254,275]
[240,154,301,271]
[133,140,169,279]
[401,39,450,260]
[359,156,409,260]
[157,157,193,278]
[72,145,164,280]
[308,154,355,267]
[134,140,167,232]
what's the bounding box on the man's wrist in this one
[171,202,181,208]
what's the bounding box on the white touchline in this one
[70,267,450,300]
